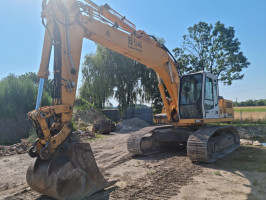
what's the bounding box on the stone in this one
[252,141,262,146]
[240,139,253,145]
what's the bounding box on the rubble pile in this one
[73,130,96,141]
[237,126,266,139]
[0,141,28,157]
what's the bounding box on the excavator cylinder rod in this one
[26,134,109,200]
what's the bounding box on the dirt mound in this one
[115,118,149,133]
[72,108,107,131]
[110,151,202,200]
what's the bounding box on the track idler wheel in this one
[26,134,109,200]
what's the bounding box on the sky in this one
[0,0,266,105]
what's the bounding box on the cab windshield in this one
[179,73,203,119]
[180,74,202,105]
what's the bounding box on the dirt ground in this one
[0,127,266,200]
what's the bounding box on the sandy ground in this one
[0,131,265,200]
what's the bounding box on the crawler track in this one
[127,125,173,155]
[187,126,240,163]
[128,125,240,163]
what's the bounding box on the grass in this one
[87,133,110,142]
[27,127,37,147]
[71,119,77,131]
[234,106,266,112]
[74,98,96,111]
[253,179,259,186]
[146,170,156,175]
[214,171,222,176]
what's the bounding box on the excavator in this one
[27,0,240,199]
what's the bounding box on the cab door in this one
[204,75,219,119]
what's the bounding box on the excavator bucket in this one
[26,134,109,200]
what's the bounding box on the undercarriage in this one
[127,125,240,163]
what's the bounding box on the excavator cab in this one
[179,71,219,120]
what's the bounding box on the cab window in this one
[204,77,214,110]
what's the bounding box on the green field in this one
[234,106,266,112]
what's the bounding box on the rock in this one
[252,141,263,146]
[92,119,116,134]
[240,139,253,145]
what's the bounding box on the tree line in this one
[0,73,52,119]
[234,99,266,107]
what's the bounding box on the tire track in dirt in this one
[109,150,203,200]
[2,133,203,200]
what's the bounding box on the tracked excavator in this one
[27,0,240,199]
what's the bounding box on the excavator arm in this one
[27,0,181,199]
[28,0,181,158]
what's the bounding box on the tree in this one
[0,73,51,119]
[173,21,250,85]
[80,45,145,113]
[80,48,114,109]
[256,99,265,106]
[19,72,54,98]
[80,36,170,113]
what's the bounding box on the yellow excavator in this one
[27,0,240,199]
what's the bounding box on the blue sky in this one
[0,0,266,104]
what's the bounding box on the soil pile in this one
[72,108,107,131]
[115,118,149,133]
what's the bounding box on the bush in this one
[74,98,96,111]
[0,74,51,119]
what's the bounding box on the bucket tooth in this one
[26,134,109,200]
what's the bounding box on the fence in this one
[234,111,266,122]
[102,108,153,124]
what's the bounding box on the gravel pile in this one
[115,118,149,133]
